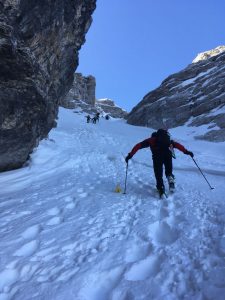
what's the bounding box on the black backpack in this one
[152,129,171,149]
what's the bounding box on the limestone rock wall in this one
[96,99,128,119]
[127,47,225,142]
[61,75,127,119]
[0,0,96,171]
[60,73,96,108]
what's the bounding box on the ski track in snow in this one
[0,109,225,300]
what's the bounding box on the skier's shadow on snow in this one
[133,187,157,199]
[133,159,224,177]
[127,160,156,198]
[132,159,152,169]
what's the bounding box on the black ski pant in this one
[152,151,173,190]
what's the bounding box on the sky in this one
[77,0,225,112]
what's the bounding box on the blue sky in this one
[77,0,225,112]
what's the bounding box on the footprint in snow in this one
[167,213,186,226]
[47,207,61,216]
[79,192,88,198]
[0,268,19,293]
[148,221,178,245]
[65,201,76,209]
[158,206,169,220]
[125,254,162,281]
[78,266,124,300]
[88,218,97,225]
[63,196,77,209]
[46,216,63,226]
[46,206,63,225]
[125,241,152,263]
[64,195,74,202]
[21,224,42,240]
[13,240,39,257]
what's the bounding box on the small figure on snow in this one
[85,115,91,123]
[95,112,100,122]
[105,115,110,120]
[92,116,97,124]
[125,129,194,197]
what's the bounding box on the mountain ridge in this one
[127,46,225,142]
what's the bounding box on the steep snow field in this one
[0,108,225,300]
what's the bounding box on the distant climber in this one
[95,112,100,122]
[85,115,91,123]
[125,129,194,197]
[92,116,97,124]
[105,115,110,120]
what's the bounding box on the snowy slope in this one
[0,108,225,300]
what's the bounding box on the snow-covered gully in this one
[0,108,225,300]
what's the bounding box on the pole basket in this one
[115,184,122,193]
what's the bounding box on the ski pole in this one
[123,162,128,194]
[192,157,214,190]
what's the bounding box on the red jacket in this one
[129,137,188,157]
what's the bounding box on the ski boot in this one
[157,186,166,199]
[167,175,175,192]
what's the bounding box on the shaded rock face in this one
[127,47,225,142]
[0,0,96,171]
[96,99,128,119]
[60,73,96,108]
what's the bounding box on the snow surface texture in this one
[0,108,225,300]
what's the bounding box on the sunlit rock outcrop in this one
[192,45,225,63]
[96,99,128,119]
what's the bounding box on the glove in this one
[185,150,194,158]
[125,153,132,164]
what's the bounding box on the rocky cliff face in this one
[0,0,96,171]
[61,74,128,119]
[127,47,225,142]
[96,99,128,119]
[60,73,96,108]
